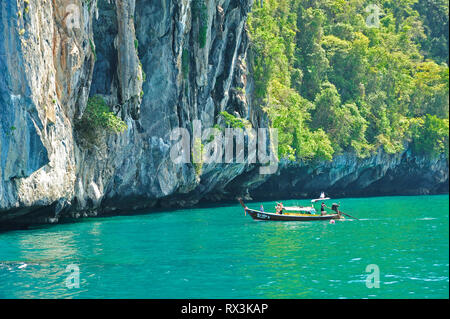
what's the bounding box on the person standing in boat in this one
[320,202,329,215]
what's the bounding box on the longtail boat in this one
[238,194,344,222]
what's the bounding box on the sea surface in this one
[0,195,448,299]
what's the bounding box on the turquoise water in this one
[0,195,448,299]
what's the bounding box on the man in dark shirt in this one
[320,202,329,215]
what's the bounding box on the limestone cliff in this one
[227,146,448,200]
[0,0,448,228]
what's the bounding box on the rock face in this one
[1,0,95,224]
[0,0,448,228]
[228,148,449,200]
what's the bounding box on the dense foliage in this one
[248,0,449,161]
[76,96,127,145]
[219,111,252,129]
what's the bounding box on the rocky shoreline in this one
[1,143,447,230]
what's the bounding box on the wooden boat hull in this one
[246,208,340,221]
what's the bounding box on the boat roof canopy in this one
[311,192,331,202]
[284,206,316,212]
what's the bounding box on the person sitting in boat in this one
[278,202,284,215]
[275,203,283,214]
[331,203,339,213]
[331,203,343,218]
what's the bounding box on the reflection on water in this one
[0,195,448,299]
[0,222,108,298]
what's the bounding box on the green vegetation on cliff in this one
[248,0,449,161]
[193,0,208,48]
[219,111,251,129]
[76,96,127,145]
